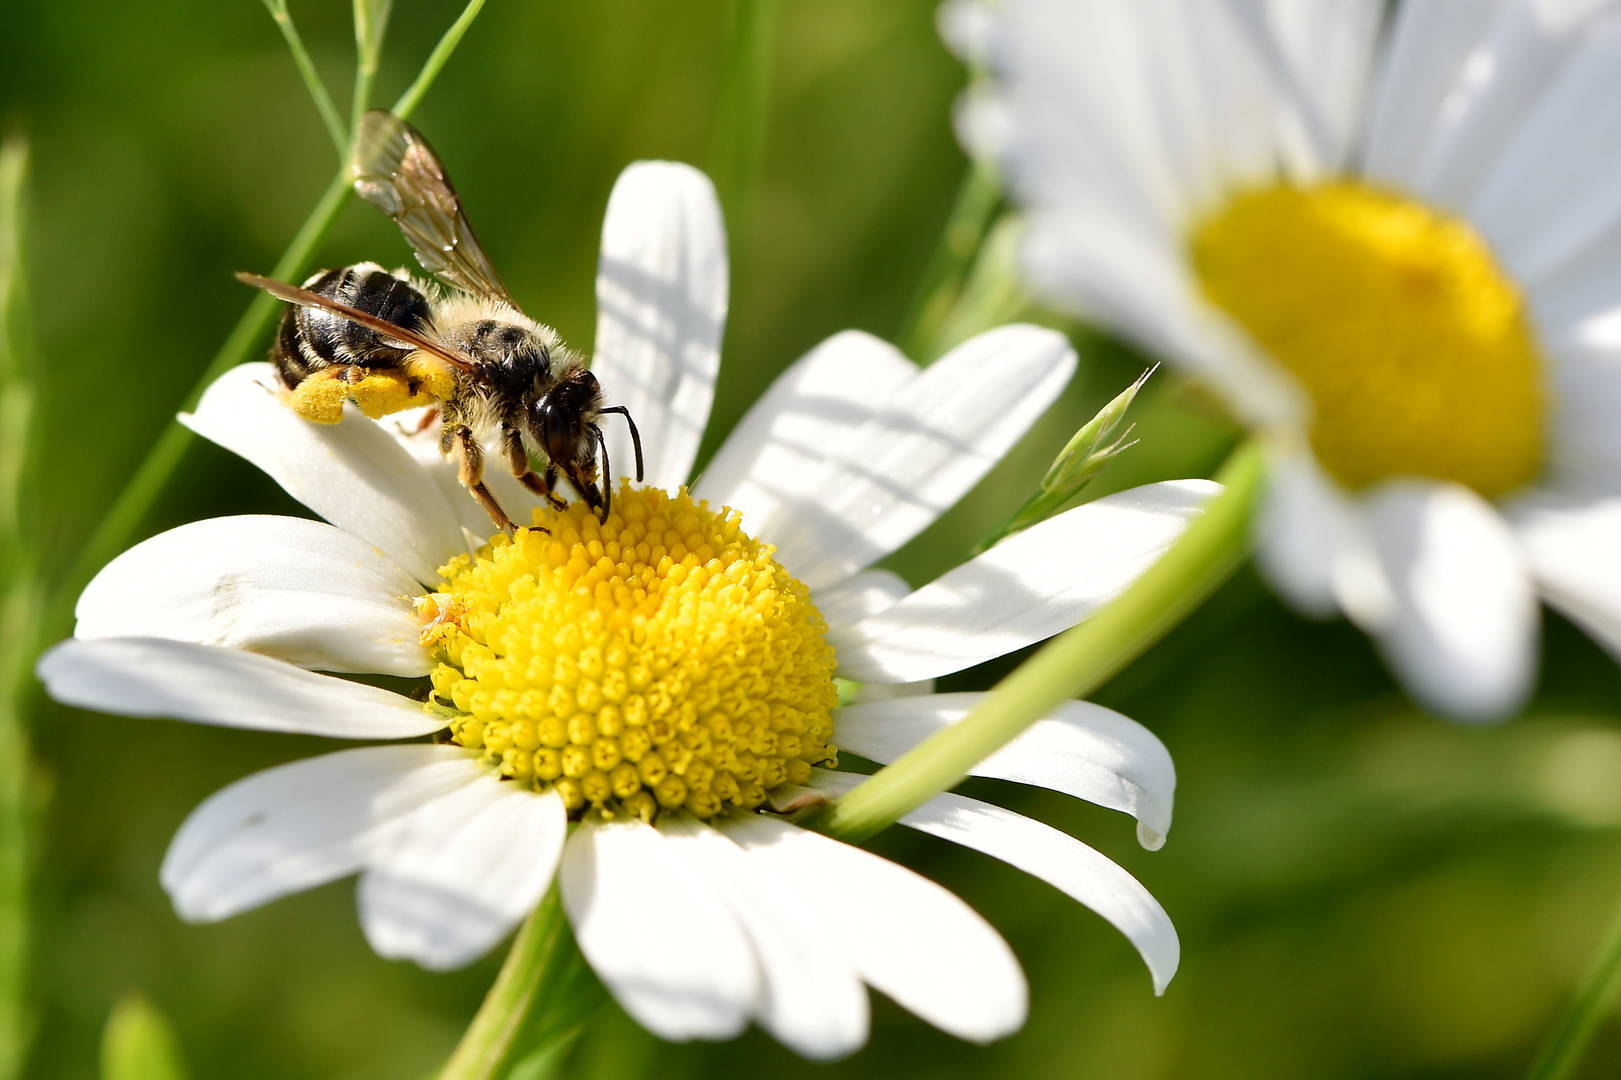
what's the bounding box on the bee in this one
[237,109,643,533]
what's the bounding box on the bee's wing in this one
[236,271,476,373]
[350,109,517,306]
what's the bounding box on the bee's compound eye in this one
[540,396,575,462]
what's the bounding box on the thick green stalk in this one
[437,888,598,1080]
[0,134,39,1080]
[262,0,348,155]
[815,439,1263,843]
[1523,893,1621,1080]
[896,156,1001,363]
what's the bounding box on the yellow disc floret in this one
[1191,180,1545,497]
[421,484,839,822]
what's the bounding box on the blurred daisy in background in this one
[38,160,1203,1058]
[946,0,1621,721]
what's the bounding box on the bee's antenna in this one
[594,423,612,523]
[601,406,644,482]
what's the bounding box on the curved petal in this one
[805,771,1178,997]
[1253,447,1393,626]
[831,480,1217,682]
[692,330,916,551]
[833,693,1175,847]
[37,638,446,739]
[161,745,481,922]
[811,568,914,635]
[74,515,429,677]
[657,816,869,1060]
[1364,480,1539,722]
[1513,492,1621,661]
[560,818,757,1041]
[1466,11,1621,284]
[379,408,545,541]
[720,813,1025,1044]
[359,780,566,970]
[756,324,1077,591]
[182,364,469,584]
[1363,0,1600,213]
[592,161,729,490]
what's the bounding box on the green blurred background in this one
[6,1,1621,1077]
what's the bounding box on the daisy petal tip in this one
[1136,822,1167,852]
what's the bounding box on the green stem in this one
[896,156,1001,363]
[390,0,486,121]
[350,0,392,133]
[1523,889,1621,1080]
[0,134,38,1080]
[46,0,486,637]
[53,169,351,633]
[262,0,348,156]
[708,0,779,265]
[815,438,1263,843]
[437,888,597,1080]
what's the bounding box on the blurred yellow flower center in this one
[1190,181,1545,496]
[421,484,839,822]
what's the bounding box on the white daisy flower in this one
[37,161,1208,1059]
[945,0,1621,721]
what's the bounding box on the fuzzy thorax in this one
[421,484,840,821]
[1192,181,1545,497]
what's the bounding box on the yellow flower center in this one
[1190,180,1545,496]
[421,484,839,822]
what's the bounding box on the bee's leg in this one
[453,425,517,534]
[502,425,567,511]
[413,407,440,435]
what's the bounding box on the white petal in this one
[758,324,1076,591]
[832,480,1217,682]
[592,161,729,490]
[1363,481,1540,722]
[74,515,428,677]
[379,409,544,541]
[161,745,482,922]
[803,771,1178,996]
[812,569,914,634]
[1512,492,1621,662]
[182,364,468,584]
[1466,11,1621,283]
[1363,0,1601,212]
[37,638,445,739]
[1253,447,1392,626]
[720,813,1026,1044]
[832,693,1175,846]
[657,816,869,1060]
[692,330,916,563]
[560,818,757,1041]
[359,780,566,970]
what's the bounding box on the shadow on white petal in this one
[833,693,1175,841]
[74,515,429,677]
[764,324,1077,592]
[593,162,728,491]
[658,816,868,1060]
[1365,480,1539,722]
[721,813,1026,1044]
[561,818,757,1042]
[831,480,1216,682]
[161,745,481,923]
[37,638,447,739]
[182,363,468,583]
[360,781,566,970]
[693,330,916,570]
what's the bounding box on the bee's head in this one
[528,369,644,523]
